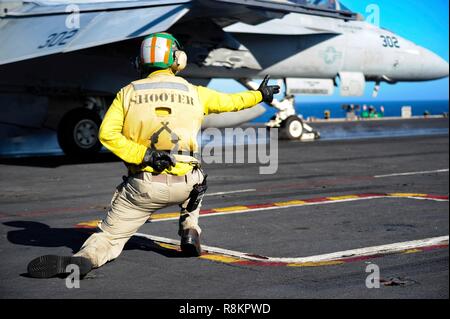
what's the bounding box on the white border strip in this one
[374,169,449,178]
[148,195,448,223]
[206,189,256,197]
[134,233,449,263]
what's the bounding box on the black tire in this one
[279,116,304,140]
[57,108,102,156]
[266,115,277,131]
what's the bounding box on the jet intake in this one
[285,78,334,96]
[339,72,366,96]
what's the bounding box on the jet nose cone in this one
[431,55,449,79]
[422,49,449,80]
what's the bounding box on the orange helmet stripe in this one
[150,36,157,63]
[163,39,172,64]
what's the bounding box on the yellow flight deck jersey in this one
[99,69,263,176]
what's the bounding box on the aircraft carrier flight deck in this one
[0,118,448,299]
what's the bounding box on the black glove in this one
[143,149,176,172]
[258,75,280,103]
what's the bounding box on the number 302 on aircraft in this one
[380,35,400,48]
[38,30,78,49]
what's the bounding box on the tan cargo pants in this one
[74,169,204,268]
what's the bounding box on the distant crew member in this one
[27,32,280,278]
[379,105,385,118]
[361,104,369,119]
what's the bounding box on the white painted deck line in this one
[134,233,449,263]
[147,195,448,223]
[374,169,449,178]
[206,189,256,197]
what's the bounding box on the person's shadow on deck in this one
[3,221,185,261]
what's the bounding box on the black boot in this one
[180,229,202,257]
[27,255,93,279]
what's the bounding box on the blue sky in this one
[209,0,449,102]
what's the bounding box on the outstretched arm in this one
[197,86,263,115]
[198,75,280,114]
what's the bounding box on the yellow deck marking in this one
[150,212,179,220]
[76,220,100,228]
[156,242,179,250]
[327,195,359,201]
[403,249,421,254]
[200,254,241,263]
[141,193,446,223]
[287,260,344,267]
[274,200,307,206]
[213,206,249,212]
[388,193,428,197]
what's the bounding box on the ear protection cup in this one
[172,50,187,72]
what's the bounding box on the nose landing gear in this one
[265,94,320,141]
[239,78,320,141]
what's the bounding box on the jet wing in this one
[201,0,357,23]
[223,13,341,35]
[0,0,357,66]
[0,0,191,65]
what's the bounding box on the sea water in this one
[253,100,449,122]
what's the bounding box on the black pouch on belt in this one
[186,174,208,212]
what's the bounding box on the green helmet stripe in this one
[142,33,180,69]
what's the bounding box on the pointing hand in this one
[258,75,280,103]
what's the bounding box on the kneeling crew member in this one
[27,32,280,278]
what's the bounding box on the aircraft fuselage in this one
[183,14,449,84]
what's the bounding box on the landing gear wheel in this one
[279,116,304,140]
[57,108,102,157]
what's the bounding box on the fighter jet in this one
[0,0,448,155]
